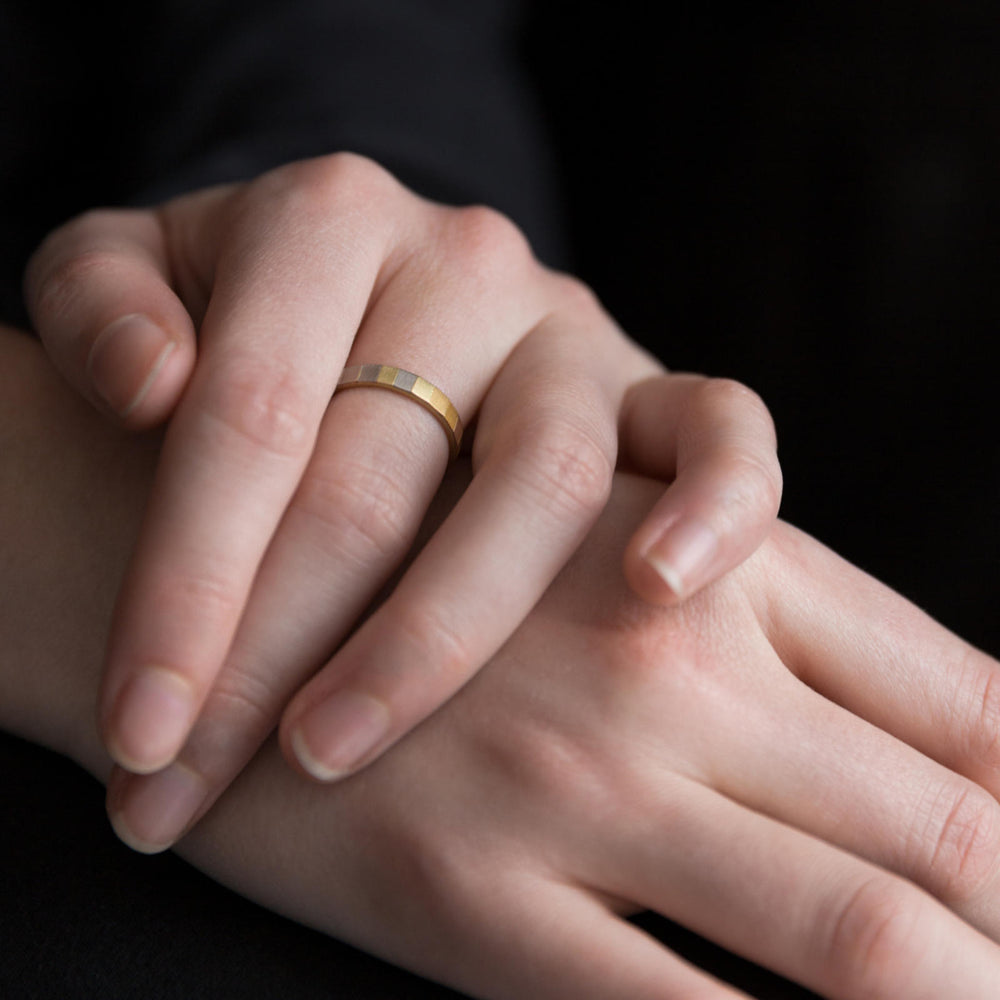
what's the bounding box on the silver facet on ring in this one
[334,364,463,459]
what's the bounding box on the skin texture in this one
[5,327,1000,999]
[24,154,783,851]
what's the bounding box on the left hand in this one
[23,154,781,843]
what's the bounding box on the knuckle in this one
[592,601,750,718]
[554,274,604,320]
[392,601,473,686]
[682,379,784,523]
[253,152,398,219]
[179,670,277,779]
[306,150,395,193]
[825,877,924,997]
[698,375,770,413]
[494,721,613,816]
[207,663,278,735]
[917,781,1000,904]
[167,566,245,631]
[605,618,698,686]
[546,269,606,318]
[290,457,415,565]
[366,813,483,927]
[233,153,401,271]
[691,376,779,454]
[692,376,773,426]
[31,244,119,326]
[201,360,314,459]
[718,449,784,526]
[962,657,1000,772]
[445,203,534,277]
[27,208,132,316]
[509,416,615,521]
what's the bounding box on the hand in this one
[24,154,781,830]
[5,327,1000,999]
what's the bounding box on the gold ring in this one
[334,364,463,460]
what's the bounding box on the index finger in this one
[99,161,397,773]
[24,207,197,426]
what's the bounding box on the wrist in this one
[0,325,155,775]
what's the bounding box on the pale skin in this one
[24,153,783,850]
[5,327,1000,999]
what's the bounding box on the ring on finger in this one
[334,364,463,460]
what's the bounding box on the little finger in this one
[762,524,1000,812]
[622,374,782,605]
[280,313,650,780]
[698,671,1000,938]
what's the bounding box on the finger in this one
[280,308,657,782]
[622,374,782,605]
[98,158,407,774]
[430,878,753,1000]
[104,396,459,851]
[104,196,554,829]
[24,207,198,427]
[606,773,1000,999]
[763,523,1000,814]
[688,659,1000,939]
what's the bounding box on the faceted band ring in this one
[334,364,464,460]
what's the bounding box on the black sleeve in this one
[132,0,564,257]
[0,0,566,327]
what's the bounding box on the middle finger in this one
[106,206,550,844]
[98,161,401,773]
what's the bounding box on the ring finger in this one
[603,773,1000,999]
[107,295,648,848]
[97,173,542,776]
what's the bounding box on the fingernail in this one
[642,518,719,599]
[291,691,390,782]
[109,762,206,854]
[87,313,175,416]
[107,667,197,774]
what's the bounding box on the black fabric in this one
[525,1,1000,659]
[1,735,467,999]
[0,0,565,327]
[0,732,817,999]
[4,2,999,998]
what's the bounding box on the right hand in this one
[25,154,781,832]
[6,326,1000,998]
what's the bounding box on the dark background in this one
[526,0,999,658]
[3,4,997,998]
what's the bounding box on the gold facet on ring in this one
[334,364,463,459]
